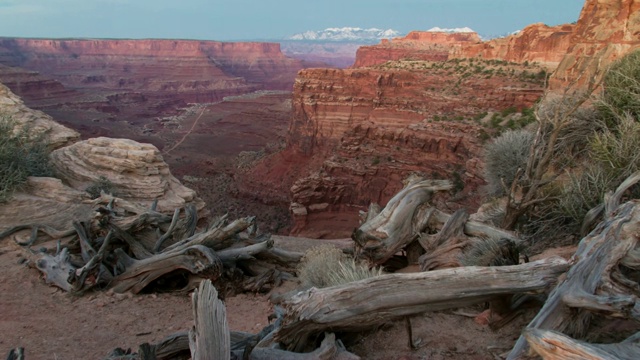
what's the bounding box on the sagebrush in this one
[85,176,118,199]
[483,129,533,197]
[297,244,384,288]
[0,115,53,202]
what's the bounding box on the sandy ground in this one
[0,235,545,360]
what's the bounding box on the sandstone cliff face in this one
[281,60,546,237]
[50,137,204,213]
[0,82,79,149]
[0,38,304,91]
[353,31,482,68]
[0,84,205,232]
[451,23,575,68]
[0,38,310,141]
[550,0,640,89]
[289,64,544,156]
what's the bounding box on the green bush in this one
[297,245,384,288]
[598,49,640,127]
[85,176,118,199]
[483,129,534,197]
[0,115,53,202]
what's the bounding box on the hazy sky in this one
[0,0,586,40]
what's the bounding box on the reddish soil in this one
[1,236,544,360]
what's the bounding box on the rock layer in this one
[0,82,79,149]
[549,0,640,89]
[50,137,204,213]
[353,31,482,68]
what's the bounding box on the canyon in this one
[244,0,640,237]
[1,0,639,239]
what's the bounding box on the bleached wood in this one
[276,257,569,351]
[189,280,230,360]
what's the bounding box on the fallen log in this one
[110,245,222,294]
[353,176,520,266]
[507,171,640,359]
[352,178,453,264]
[275,256,569,351]
[524,328,640,360]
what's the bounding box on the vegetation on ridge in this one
[0,115,53,202]
[482,49,640,243]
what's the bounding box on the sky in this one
[0,0,586,41]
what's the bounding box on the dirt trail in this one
[163,105,208,155]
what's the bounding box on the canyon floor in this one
[0,237,544,360]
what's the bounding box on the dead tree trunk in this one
[276,257,569,351]
[507,171,640,359]
[524,328,640,359]
[353,176,521,268]
[110,245,222,294]
[189,280,230,360]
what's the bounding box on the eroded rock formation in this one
[253,0,640,237]
[549,0,640,89]
[451,23,575,68]
[0,82,79,149]
[0,84,205,233]
[51,137,205,213]
[353,31,482,68]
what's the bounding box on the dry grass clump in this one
[297,244,384,288]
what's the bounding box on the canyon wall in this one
[264,60,546,237]
[353,31,482,68]
[354,25,575,70]
[451,23,575,68]
[262,0,640,237]
[0,38,311,143]
[550,0,640,89]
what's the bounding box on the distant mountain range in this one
[287,27,402,42]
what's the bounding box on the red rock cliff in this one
[278,60,546,237]
[451,23,575,68]
[0,38,305,93]
[549,0,640,90]
[353,31,482,68]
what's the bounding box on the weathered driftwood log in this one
[418,209,469,270]
[189,280,230,360]
[162,217,255,254]
[524,328,640,360]
[276,257,569,351]
[34,248,75,292]
[352,178,453,264]
[110,245,222,294]
[507,171,640,359]
[353,177,520,266]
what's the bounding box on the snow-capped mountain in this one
[426,27,476,33]
[288,27,402,42]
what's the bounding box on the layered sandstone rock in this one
[0,82,79,149]
[353,31,482,68]
[289,64,544,155]
[0,177,92,233]
[0,38,311,140]
[549,0,640,90]
[451,23,575,68]
[280,60,546,237]
[50,137,204,213]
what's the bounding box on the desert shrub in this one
[483,129,534,197]
[555,115,640,225]
[85,176,117,199]
[598,49,640,127]
[297,244,384,288]
[0,115,53,202]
